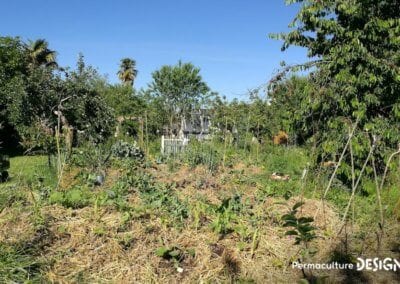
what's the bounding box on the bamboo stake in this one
[223,116,228,169]
[323,118,359,199]
[338,141,375,234]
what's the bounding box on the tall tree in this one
[148,61,211,132]
[117,58,138,86]
[272,0,400,178]
[27,39,57,68]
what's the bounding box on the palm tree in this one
[117,58,138,86]
[28,39,58,68]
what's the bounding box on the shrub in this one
[69,143,110,170]
[282,202,316,246]
[111,140,144,160]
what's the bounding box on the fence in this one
[161,136,189,155]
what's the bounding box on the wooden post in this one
[161,135,165,154]
[223,116,228,168]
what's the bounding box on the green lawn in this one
[1,155,57,188]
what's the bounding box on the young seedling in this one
[282,201,317,280]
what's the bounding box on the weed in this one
[0,185,27,213]
[211,194,243,236]
[185,141,221,173]
[48,186,92,209]
[118,233,135,250]
[0,243,46,283]
[155,245,195,269]
[190,200,211,229]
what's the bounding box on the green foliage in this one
[27,39,57,68]
[263,146,308,176]
[155,245,195,269]
[155,246,183,261]
[96,179,132,212]
[211,194,243,236]
[49,187,92,209]
[267,76,317,144]
[282,202,316,246]
[62,57,115,144]
[211,94,273,144]
[184,141,220,173]
[0,185,27,213]
[0,243,46,283]
[125,171,189,223]
[148,60,213,132]
[0,37,115,153]
[272,0,400,181]
[98,84,146,137]
[117,58,137,86]
[69,142,111,172]
[111,140,144,160]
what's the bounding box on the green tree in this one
[268,76,318,144]
[98,83,146,138]
[27,39,57,68]
[272,0,400,178]
[148,61,211,133]
[117,58,138,86]
[0,37,115,154]
[0,36,28,150]
[62,56,115,144]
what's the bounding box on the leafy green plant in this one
[125,171,188,223]
[211,194,243,236]
[143,184,188,222]
[69,143,111,171]
[282,201,318,281]
[155,245,195,265]
[155,246,183,261]
[282,202,316,246]
[48,186,92,209]
[111,140,144,160]
[0,185,27,212]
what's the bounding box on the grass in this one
[0,144,399,283]
[0,155,57,189]
[0,243,46,283]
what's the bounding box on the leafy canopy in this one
[149,61,211,119]
[271,0,400,177]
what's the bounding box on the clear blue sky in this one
[0,0,308,99]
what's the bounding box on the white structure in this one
[161,135,189,155]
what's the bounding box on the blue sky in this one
[0,0,308,99]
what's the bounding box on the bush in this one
[126,171,188,223]
[111,140,144,161]
[69,143,110,170]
